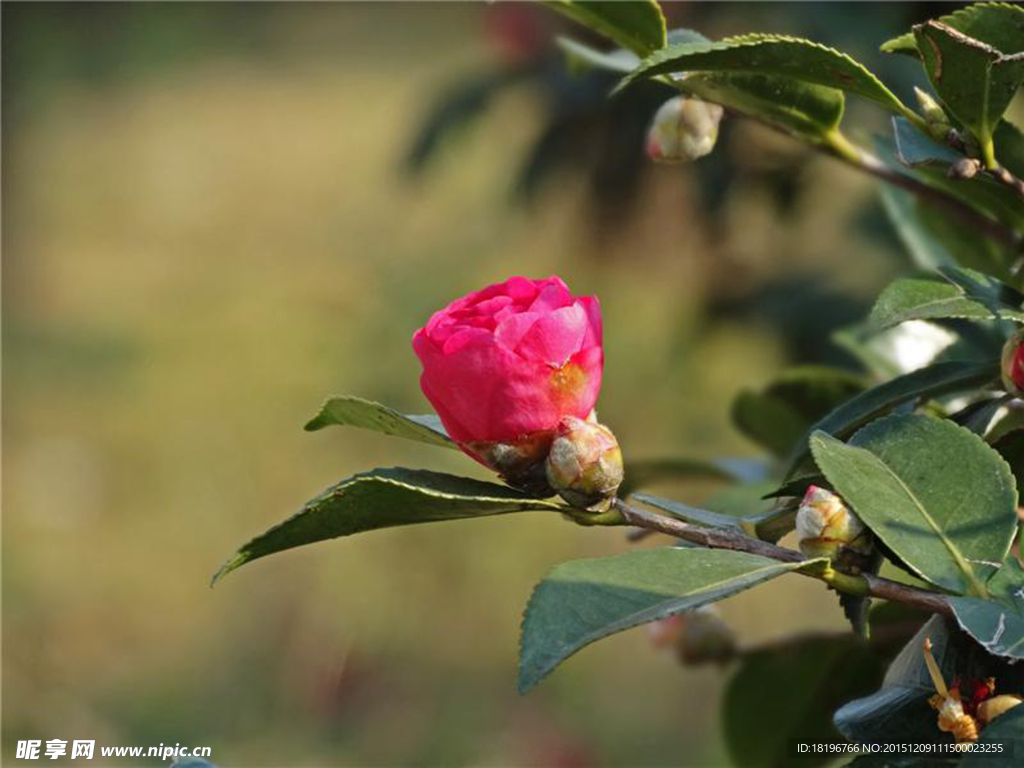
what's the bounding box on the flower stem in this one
[614,498,955,618]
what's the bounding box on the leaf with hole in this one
[518,548,820,692]
[304,395,455,449]
[213,468,565,584]
[810,415,1018,595]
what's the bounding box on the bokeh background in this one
[2,3,963,766]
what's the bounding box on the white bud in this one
[646,96,723,163]
[796,485,871,559]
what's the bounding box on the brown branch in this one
[614,498,954,619]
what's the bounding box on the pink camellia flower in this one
[412,276,603,449]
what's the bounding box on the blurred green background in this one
[2,3,949,766]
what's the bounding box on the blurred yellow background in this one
[3,3,934,766]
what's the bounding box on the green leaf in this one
[869,268,1024,330]
[882,2,1024,59]
[993,429,1024,488]
[889,117,1024,234]
[949,556,1024,661]
[879,185,958,271]
[723,636,884,768]
[994,119,1024,178]
[948,596,1024,660]
[834,616,965,744]
[617,33,911,116]
[544,0,666,57]
[214,468,564,584]
[914,19,1024,152]
[634,493,755,531]
[518,548,820,692]
[962,702,1024,766]
[974,702,1024,757]
[304,395,455,449]
[732,367,867,458]
[786,359,999,472]
[892,116,963,166]
[673,71,845,141]
[810,415,1018,595]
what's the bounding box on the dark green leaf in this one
[889,118,1024,234]
[518,548,820,692]
[835,616,963,744]
[810,415,1018,595]
[948,596,1024,660]
[961,702,1024,766]
[634,493,753,531]
[786,359,999,472]
[304,395,455,449]
[617,33,911,116]
[880,185,958,271]
[949,556,1024,660]
[869,268,1024,330]
[732,366,868,457]
[993,429,1024,487]
[994,119,1024,178]
[675,71,845,140]
[914,19,1024,150]
[544,0,666,57]
[881,2,1024,58]
[724,636,884,768]
[892,116,963,166]
[214,468,564,584]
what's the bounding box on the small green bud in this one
[646,95,723,163]
[544,416,623,511]
[914,87,953,142]
[796,485,871,559]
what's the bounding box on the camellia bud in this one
[795,485,871,559]
[914,86,953,143]
[544,415,623,511]
[1001,329,1024,394]
[645,95,724,163]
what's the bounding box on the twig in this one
[988,164,1024,203]
[824,131,1022,253]
[614,498,955,619]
